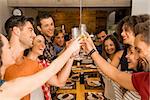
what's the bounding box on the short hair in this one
[36,12,53,27]
[134,20,150,45]
[5,16,34,40]
[96,29,108,35]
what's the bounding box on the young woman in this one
[0,34,81,99]
[82,18,150,100]
[101,34,121,99]
[26,35,74,100]
[111,15,149,71]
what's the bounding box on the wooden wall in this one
[20,7,130,34]
[39,8,108,34]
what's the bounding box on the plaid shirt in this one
[39,60,52,100]
[43,36,57,62]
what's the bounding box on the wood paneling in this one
[39,9,108,34]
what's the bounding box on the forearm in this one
[1,47,74,98]
[47,57,74,87]
[91,51,135,90]
[57,57,74,84]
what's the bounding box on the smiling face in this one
[104,39,116,55]
[54,32,65,47]
[39,17,55,38]
[31,35,45,56]
[134,34,150,71]
[126,46,139,69]
[121,24,135,45]
[19,21,36,49]
[135,34,150,60]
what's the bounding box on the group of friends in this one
[0,13,149,100]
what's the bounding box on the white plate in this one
[87,80,101,87]
[65,82,75,86]
[71,74,79,81]
[87,92,104,100]
[57,93,74,100]
[86,64,96,68]
[87,96,104,100]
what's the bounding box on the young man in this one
[0,33,81,99]
[1,16,36,77]
[96,29,107,54]
[3,16,79,100]
[36,13,56,62]
[82,19,150,100]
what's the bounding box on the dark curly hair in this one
[116,14,150,43]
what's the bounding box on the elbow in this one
[54,82,66,87]
[57,83,66,88]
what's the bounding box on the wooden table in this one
[57,81,103,100]
[57,65,104,100]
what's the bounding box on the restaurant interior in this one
[0,0,149,100]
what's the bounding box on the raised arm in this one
[0,38,81,99]
[47,56,74,87]
[110,50,124,67]
[82,38,135,91]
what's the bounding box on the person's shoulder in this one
[5,63,17,72]
[132,72,150,78]
[115,50,124,57]
[4,64,17,80]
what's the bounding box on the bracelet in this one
[87,49,96,56]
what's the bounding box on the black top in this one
[96,45,102,55]
[120,47,128,71]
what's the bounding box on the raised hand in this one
[81,39,94,54]
[83,32,97,50]
[68,37,81,53]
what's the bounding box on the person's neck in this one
[54,43,64,48]
[27,52,39,61]
[129,37,135,46]
[9,36,26,60]
[44,35,52,42]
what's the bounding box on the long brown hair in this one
[101,34,121,60]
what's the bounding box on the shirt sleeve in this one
[132,72,150,99]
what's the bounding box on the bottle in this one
[77,60,80,66]
[71,27,79,39]
[80,72,84,84]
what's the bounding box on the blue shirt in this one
[0,80,5,86]
[53,44,64,54]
